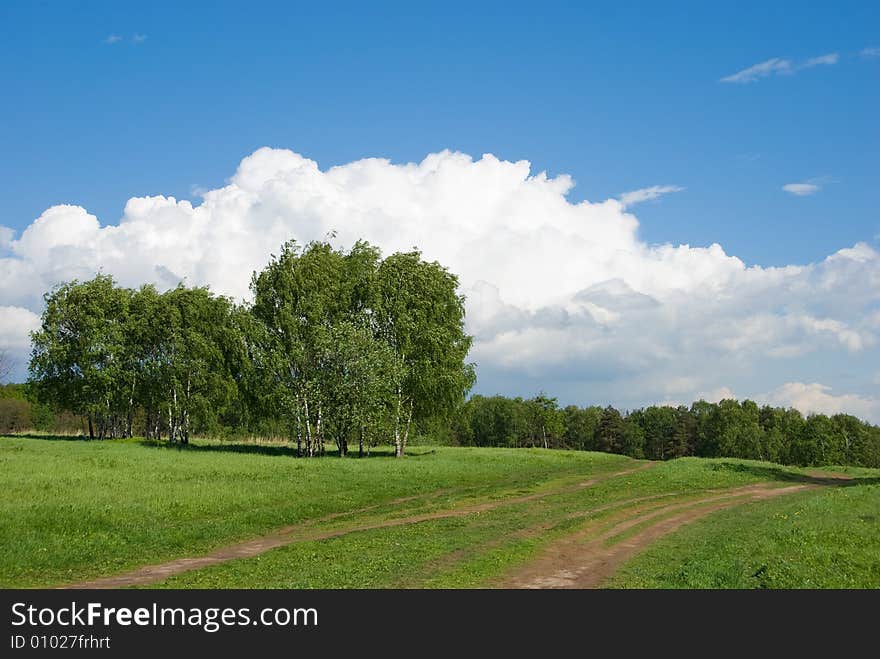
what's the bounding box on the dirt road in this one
[497,482,813,588]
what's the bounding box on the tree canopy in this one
[27,239,475,457]
[449,395,880,468]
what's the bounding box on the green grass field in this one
[2,434,878,589]
[607,483,880,588]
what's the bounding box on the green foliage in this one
[450,395,880,468]
[562,405,602,451]
[376,250,475,456]
[27,275,245,441]
[250,240,474,457]
[0,383,28,401]
[596,406,626,454]
[29,274,130,438]
[24,239,475,453]
[454,394,568,449]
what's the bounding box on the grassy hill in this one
[2,434,878,588]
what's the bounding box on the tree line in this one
[450,394,880,468]
[26,239,474,457]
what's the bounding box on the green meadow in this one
[2,434,878,589]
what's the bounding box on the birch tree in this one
[376,251,475,457]
[158,286,238,443]
[317,320,403,456]
[29,274,130,439]
[250,240,349,456]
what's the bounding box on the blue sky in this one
[1,1,879,420]
[2,1,877,264]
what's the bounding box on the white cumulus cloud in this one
[762,382,880,424]
[0,306,41,351]
[1,147,878,419]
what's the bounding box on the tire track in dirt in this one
[391,490,685,587]
[59,462,655,589]
[415,487,774,588]
[499,482,815,589]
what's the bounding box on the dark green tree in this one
[596,405,626,454]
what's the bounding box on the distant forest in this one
[2,238,878,468]
[449,394,880,468]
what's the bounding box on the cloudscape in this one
[2,147,878,421]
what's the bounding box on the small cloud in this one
[803,52,839,68]
[721,58,792,83]
[104,34,123,44]
[861,47,880,59]
[722,52,841,83]
[618,185,685,209]
[782,183,820,197]
[132,34,148,44]
[696,386,737,403]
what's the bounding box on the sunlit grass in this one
[3,434,878,589]
[607,483,880,589]
[0,434,628,587]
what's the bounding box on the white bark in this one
[304,396,314,457]
[295,397,303,456]
[394,386,402,457]
[402,397,414,456]
[316,402,323,456]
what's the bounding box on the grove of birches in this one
[7,238,879,466]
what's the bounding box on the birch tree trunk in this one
[304,397,314,457]
[182,375,191,444]
[394,386,403,457]
[316,402,324,456]
[401,397,414,457]
[127,377,136,438]
[295,400,303,457]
